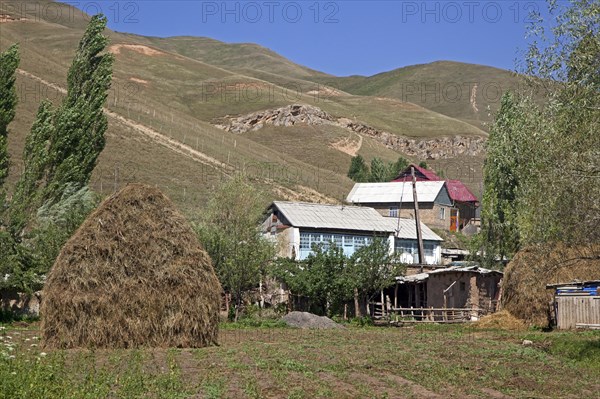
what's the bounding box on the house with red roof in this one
[393,164,479,232]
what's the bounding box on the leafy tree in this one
[369,157,391,182]
[196,176,275,321]
[271,238,404,318]
[9,101,55,236]
[0,44,19,189]
[349,237,404,317]
[418,161,428,169]
[347,155,369,182]
[391,156,409,178]
[348,155,411,183]
[0,15,113,291]
[481,92,539,263]
[40,14,113,207]
[481,0,600,263]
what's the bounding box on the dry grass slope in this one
[41,184,222,349]
[502,244,600,327]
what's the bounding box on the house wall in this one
[366,202,454,230]
[395,239,442,265]
[426,272,502,311]
[296,229,393,260]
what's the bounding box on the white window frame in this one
[389,206,399,218]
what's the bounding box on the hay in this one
[41,184,222,349]
[474,310,527,331]
[502,244,600,327]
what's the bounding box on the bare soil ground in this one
[2,324,599,398]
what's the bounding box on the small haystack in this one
[41,184,221,349]
[474,310,526,331]
[502,244,600,327]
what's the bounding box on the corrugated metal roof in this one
[271,201,396,233]
[270,201,443,241]
[428,265,502,275]
[346,181,445,204]
[383,217,443,241]
[446,180,478,203]
[393,163,441,182]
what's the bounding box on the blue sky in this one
[70,1,551,76]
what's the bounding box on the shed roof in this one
[270,201,443,241]
[428,265,502,276]
[396,265,503,283]
[546,280,600,289]
[346,181,446,204]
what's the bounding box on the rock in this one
[214,104,486,159]
[281,311,344,329]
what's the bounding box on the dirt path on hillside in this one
[17,69,231,172]
[16,69,343,203]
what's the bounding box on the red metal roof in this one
[446,180,478,203]
[391,164,478,203]
[392,164,442,182]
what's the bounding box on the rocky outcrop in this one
[214,104,486,159]
[214,104,337,133]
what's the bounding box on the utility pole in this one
[411,166,425,273]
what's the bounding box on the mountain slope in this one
[322,61,525,130]
[1,0,489,210]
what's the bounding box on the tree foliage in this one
[0,15,113,291]
[271,238,404,317]
[481,0,600,264]
[196,176,275,320]
[0,44,19,188]
[347,155,411,183]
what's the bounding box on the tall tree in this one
[0,44,19,189]
[347,155,369,182]
[481,0,600,264]
[369,157,391,182]
[9,101,54,236]
[41,14,113,206]
[196,176,275,321]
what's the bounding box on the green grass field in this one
[1,323,598,398]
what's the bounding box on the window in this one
[343,235,353,247]
[424,242,435,257]
[439,207,446,220]
[389,206,398,217]
[459,282,466,292]
[300,233,310,249]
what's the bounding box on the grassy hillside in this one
[1,0,490,213]
[321,61,526,130]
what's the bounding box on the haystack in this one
[502,244,600,327]
[41,184,221,349]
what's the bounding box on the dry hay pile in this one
[41,184,221,349]
[281,311,343,329]
[474,310,526,331]
[502,244,600,327]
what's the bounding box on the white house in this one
[262,201,443,264]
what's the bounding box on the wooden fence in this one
[368,302,485,324]
[555,296,600,329]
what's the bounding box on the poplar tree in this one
[0,44,19,188]
[40,14,113,206]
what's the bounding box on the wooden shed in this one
[547,280,600,330]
